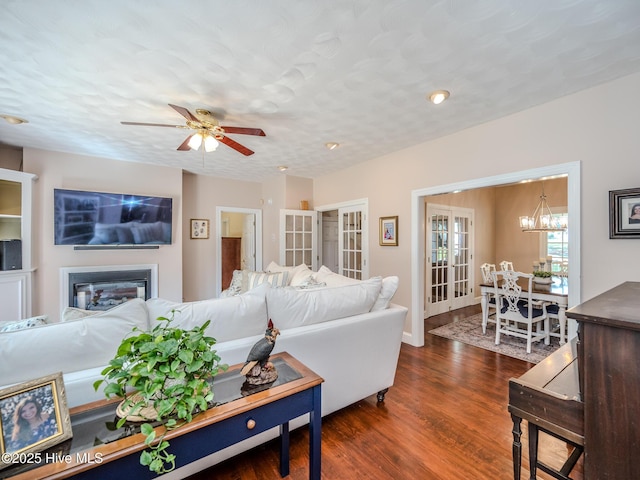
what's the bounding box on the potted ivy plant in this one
[94,311,227,474]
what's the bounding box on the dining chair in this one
[480,263,497,333]
[545,303,567,344]
[493,270,550,354]
[499,260,514,271]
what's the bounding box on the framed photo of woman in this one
[379,216,398,246]
[610,188,640,239]
[0,372,72,469]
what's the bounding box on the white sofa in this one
[0,268,407,476]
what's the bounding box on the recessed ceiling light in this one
[277,165,288,172]
[1,114,28,125]
[325,142,340,150]
[427,90,450,105]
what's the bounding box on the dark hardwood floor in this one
[187,305,583,479]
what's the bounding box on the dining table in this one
[480,278,569,344]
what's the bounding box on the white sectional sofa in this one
[0,266,407,477]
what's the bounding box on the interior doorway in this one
[321,210,339,273]
[408,162,581,347]
[316,198,369,279]
[215,207,262,295]
[426,204,474,317]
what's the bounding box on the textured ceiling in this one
[1,0,640,182]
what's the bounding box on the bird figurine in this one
[240,319,280,384]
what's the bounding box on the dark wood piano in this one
[509,281,640,480]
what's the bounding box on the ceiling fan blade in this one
[169,104,200,122]
[177,135,194,151]
[219,135,255,156]
[121,121,183,128]
[220,126,266,136]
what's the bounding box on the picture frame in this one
[609,188,640,239]
[0,372,72,469]
[190,218,210,239]
[379,216,398,246]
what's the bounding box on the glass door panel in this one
[280,209,317,269]
[426,205,474,316]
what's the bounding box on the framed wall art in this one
[0,372,72,469]
[379,216,398,246]
[609,188,640,239]
[190,218,210,239]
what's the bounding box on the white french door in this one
[339,205,367,279]
[316,199,369,279]
[280,209,318,270]
[426,204,474,317]
[241,214,256,270]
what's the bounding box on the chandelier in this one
[519,186,567,232]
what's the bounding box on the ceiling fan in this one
[121,104,266,156]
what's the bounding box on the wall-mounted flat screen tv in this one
[54,188,173,245]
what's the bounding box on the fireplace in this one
[60,264,158,312]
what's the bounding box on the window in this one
[540,210,568,273]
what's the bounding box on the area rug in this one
[428,313,560,364]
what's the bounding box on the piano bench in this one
[528,423,583,480]
[508,339,583,480]
[510,412,584,480]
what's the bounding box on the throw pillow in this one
[371,276,400,311]
[289,264,313,286]
[145,283,270,343]
[293,276,327,290]
[220,269,243,297]
[313,265,361,287]
[0,315,48,332]
[265,262,313,286]
[242,270,289,292]
[266,277,382,330]
[60,307,101,322]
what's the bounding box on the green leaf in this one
[140,450,153,466]
[178,349,194,364]
[140,423,155,436]
[165,418,177,428]
[103,383,124,397]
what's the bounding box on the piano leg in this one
[511,413,523,480]
[528,423,539,480]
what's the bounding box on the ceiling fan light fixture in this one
[277,165,288,172]
[428,90,450,105]
[203,134,219,152]
[188,132,204,150]
[325,142,340,150]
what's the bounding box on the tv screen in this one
[54,188,173,245]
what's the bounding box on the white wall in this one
[313,72,640,338]
[182,172,262,301]
[24,149,183,320]
[260,175,287,268]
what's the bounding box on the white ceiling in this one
[1,0,640,182]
